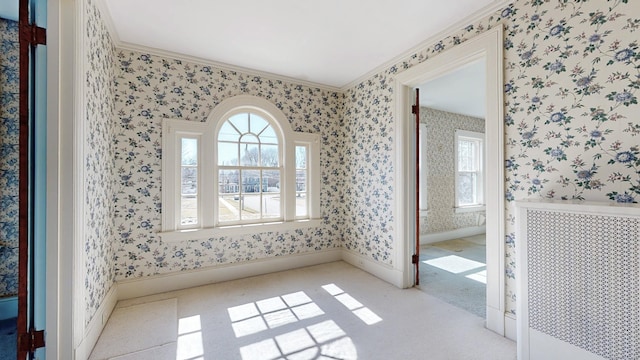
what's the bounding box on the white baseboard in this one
[117,249,343,300]
[420,226,486,245]
[530,329,605,360]
[341,250,404,288]
[75,284,118,360]
[486,305,505,336]
[504,313,517,341]
[0,296,17,320]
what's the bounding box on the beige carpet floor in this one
[90,261,515,360]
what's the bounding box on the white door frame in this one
[393,26,506,335]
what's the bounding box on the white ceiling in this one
[101,0,506,89]
[418,59,485,119]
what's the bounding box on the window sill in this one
[454,205,486,214]
[159,219,323,242]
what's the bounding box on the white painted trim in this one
[515,198,640,216]
[74,285,118,360]
[504,313,517,341]
[341,250,404,288]
[341,0,511,90]
[162,96,321,235]
[0,297,17,320]
[454,205,486,213]
[47,0,79,358]
[530,329,607,360]
[420,226,486,245]
[117,249,342,300]
[394,26,505,335]
[73,0,87,349]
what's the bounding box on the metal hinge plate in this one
[412,254,419,264]
[411,105,419,114]
[31,24,46,45]
[18,328,45,352]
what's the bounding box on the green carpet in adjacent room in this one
[419,234,486,318]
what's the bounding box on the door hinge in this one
[412,254,419,264]
[411,105,419,114]
[18,328,45,353]
[22,23,46,46]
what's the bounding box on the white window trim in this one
[454,129,485,209]
[160,95,321,242]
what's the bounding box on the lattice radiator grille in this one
[526,210,639,359]
[517,200,640,360]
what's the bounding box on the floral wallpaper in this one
[343,0,640,314]
[79,0,640,321]
[111,52,344,280]
[0,18,19,298]
[419,107,486,234]
[84,0,117,326]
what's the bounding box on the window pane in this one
[219,121,240,142]
[218,169,240,223]
[259,126,278,144]
[263,170,280,192]
[261,144,279,167]
[219,169,239,195]
[241,194,261,221]
[263,170,281,219]
[296,193,308,218]
[249,114,269,134]
[296,146,307,169]
[296,168,308,218]
[181,138,197,165]
[218,142,238,166]
[457,172,477,206]
[240,142,260,166]
[296,170,306,192]
[181,167,197,225]
[229,113,249,133]
[458,139,478,171]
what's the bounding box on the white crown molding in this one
[94,0,341,93]
[95,0,509,93]
[114,40,343,93]
[339,0,511,91]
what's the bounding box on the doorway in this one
[0,0,47,358]
[416,60,488,317]
[394,26,506,335]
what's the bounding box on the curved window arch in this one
[161,95,321,240]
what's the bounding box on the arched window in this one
[216,111,282,224]
[161,96,320,241]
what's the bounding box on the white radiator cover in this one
[516,199,639,360]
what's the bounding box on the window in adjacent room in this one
[455,129,484,211]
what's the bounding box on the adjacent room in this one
[1,0,638,359]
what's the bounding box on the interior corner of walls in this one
[74,284,118,360]
[341,250,404,288]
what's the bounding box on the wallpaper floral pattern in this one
[0,18,19,298]
[419,107,486,234]
[84,0,117,325]
[80,0,640,321]
[344,0,640,314]
[111,52,344,280]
